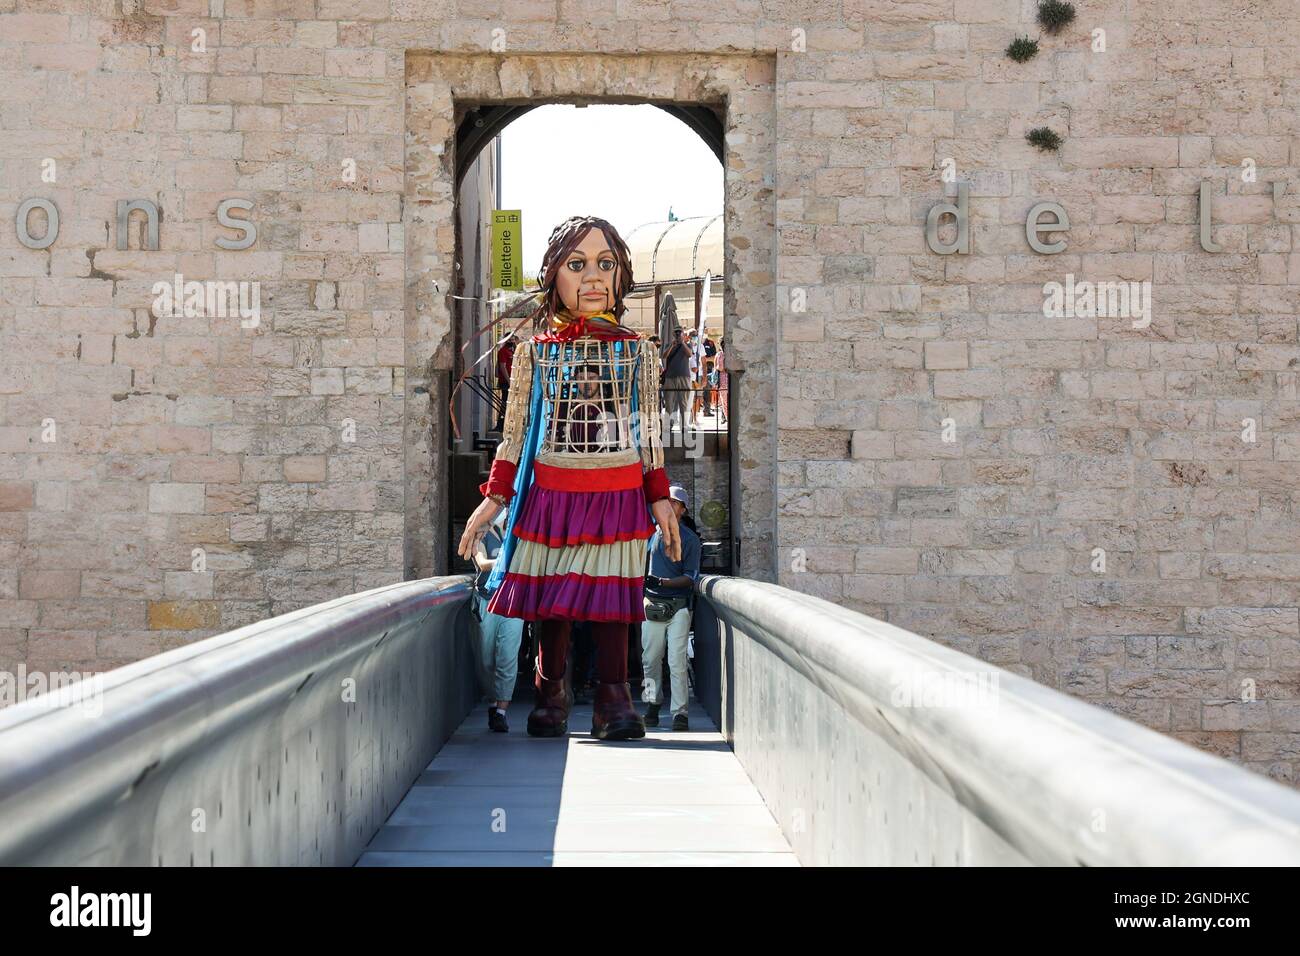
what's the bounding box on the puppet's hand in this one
[458,497,505,562]
[650,498,682,563]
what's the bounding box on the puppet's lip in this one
[581,291,606,297]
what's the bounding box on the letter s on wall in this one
[216,198,257,250]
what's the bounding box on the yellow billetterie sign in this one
[491,210,523,290]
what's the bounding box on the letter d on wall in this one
[216,198,257,250]
[926,182,969,255]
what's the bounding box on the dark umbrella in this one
[658,291,677,359]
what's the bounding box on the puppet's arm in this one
[638,339,671,503]
[479,339,534,501]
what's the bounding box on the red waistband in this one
[533,460,643,492]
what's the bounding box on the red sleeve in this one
[480,459,518,500]
[643,467,670,505]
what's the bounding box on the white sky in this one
[499,104,723,280]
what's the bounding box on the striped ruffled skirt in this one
[486,461,655,623]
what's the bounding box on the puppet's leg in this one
[526,618,571,738]
[590,620,646,741]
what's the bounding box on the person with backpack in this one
[640,485,702,731]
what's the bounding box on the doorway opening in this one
[447,101,733,576]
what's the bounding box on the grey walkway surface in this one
[356,692,798,867]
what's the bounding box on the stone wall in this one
[0,0,1297,782]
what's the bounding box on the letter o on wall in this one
[16,198,59,249]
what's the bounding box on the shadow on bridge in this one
[357,692,794,866]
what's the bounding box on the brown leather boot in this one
[591,681,646,741]
[527,623,570,738]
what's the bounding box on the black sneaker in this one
[644,703,660,727]
[672,713,689,732]
[488,708,509,733]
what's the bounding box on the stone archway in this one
[453,103,726,190]
[403,52,777,584]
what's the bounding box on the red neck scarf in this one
[544,309,631,341]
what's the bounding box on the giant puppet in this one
[457,216,682,741]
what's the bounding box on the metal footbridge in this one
[3,575,1300,866]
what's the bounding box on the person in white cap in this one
[640,484,702,731]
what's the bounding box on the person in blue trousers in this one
[472,515,525,732]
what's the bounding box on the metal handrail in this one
[694,575,1300,865]
[0,576,476,865]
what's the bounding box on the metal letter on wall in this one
[16,198,60,250]
[116,199,160,251]
[925,182,969,255]
[215,198,257,250]
[1026,201,1070,255]
[1199,180,1221,253]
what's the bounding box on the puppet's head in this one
[529,215,634,328]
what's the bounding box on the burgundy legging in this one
[538,619,628,684]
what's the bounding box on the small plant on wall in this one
[1005,36,1039,62]
[1037,0,1077,34]
[1026,127,1063,152]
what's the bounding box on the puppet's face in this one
[556,227,619,316]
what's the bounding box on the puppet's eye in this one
[566,259,583,271]
[598,258,616,272]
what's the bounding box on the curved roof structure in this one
[624,215,722,286]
